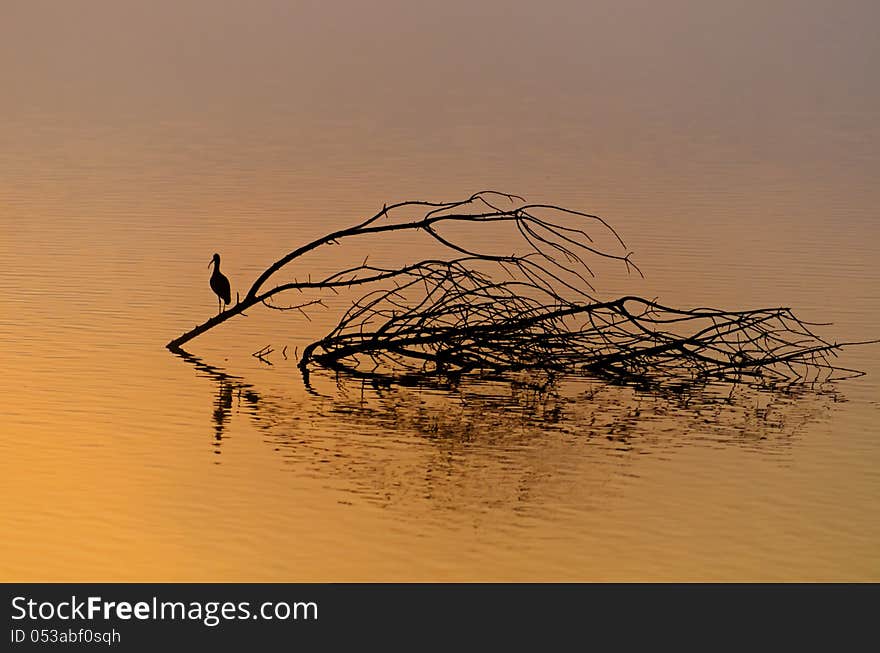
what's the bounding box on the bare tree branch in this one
[167,191,876,391]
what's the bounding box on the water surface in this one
[1,1,878,581]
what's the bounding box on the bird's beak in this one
[208,259,213,268]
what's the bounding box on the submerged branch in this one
[167,191,875,391]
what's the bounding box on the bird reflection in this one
[167,346,260,457]
[212,378,234,442]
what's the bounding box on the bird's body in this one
[209,253,231,315]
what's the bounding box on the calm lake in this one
[2,1,878,581]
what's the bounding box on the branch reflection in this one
[172,349,841,510]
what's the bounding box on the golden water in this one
[2,1,878,581]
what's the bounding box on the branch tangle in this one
[168,191,872,389]
[301,260,864,387]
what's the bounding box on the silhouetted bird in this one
[209,253,231,315]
